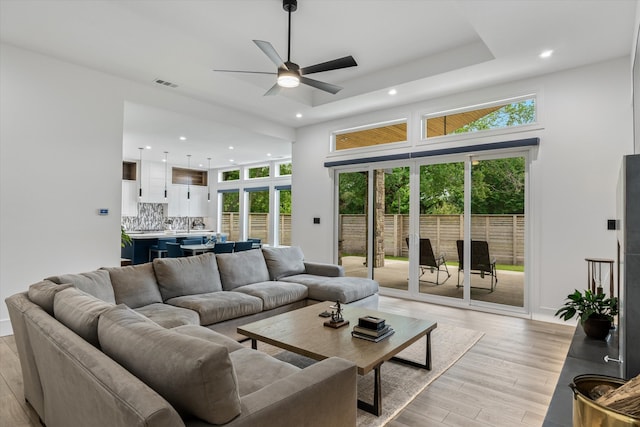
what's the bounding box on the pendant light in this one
[187,154,191,200]
[207,157,211,202]
[163,151,168,200]
[138,147,143,199]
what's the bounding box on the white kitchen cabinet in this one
[121,180,138,216]
[167,184,209,217]
[140,161,168,203]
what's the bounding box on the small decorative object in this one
[555,289,618,340]
[323,301,349,328]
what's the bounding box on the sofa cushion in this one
[53,287,114,347]
[98,305,241,425]
[232,281,308,310]
[281,275,379,303]
[172,324,244,353]
[152,253,223,300]
[229,348,300,396]
[104,264,163,309]
[261,246,306,280]
[216,250,270,291]
[46,270,115,303]
[166,292,263,325]
[28,280,74,315]
[134,303,200,328]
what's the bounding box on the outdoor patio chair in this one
[456,240,498,292]
[405,237,451,285]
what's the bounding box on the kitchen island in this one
[121,230,214,264]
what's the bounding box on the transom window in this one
[333,120,407,151]
[220,169,240,182]
[424,97,536,139]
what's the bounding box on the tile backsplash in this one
[122,203,205,231]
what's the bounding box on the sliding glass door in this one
[416,161,464,300]
[468,156,526,307]
[335,152,528,312]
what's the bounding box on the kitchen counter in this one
[121,231,215,264]
[126,230,214,239]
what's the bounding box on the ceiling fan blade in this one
[213,69,276,75]
[300,76,343,94]
[300,56,357,75]
[253,40,287,69]
[264,83,282,96]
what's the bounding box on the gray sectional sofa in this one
[5,246,378,427]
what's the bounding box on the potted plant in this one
[121,226,132,248]
[555,289,618,340]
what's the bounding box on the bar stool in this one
[149,238,177,260]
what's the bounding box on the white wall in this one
[0,43,293,335]
[291,57,633,321]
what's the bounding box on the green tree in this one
[339,172,367,214]
[222,192,239,212]
[471,157,525,214]
[420,163,465,214]
[279,190,291,213]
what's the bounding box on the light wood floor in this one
[0,295,574,427]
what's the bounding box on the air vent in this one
[153,79,178,88]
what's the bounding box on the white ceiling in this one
[1,0,638,168]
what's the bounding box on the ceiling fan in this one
[214,0,357,96]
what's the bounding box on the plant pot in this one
[582,316,612,340]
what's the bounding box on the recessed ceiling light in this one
[267,153,272,157]
[229,159,234,162]
[539,49,553,59]
[145,145,152,149]
[388,89,397,95]
[296,113,302,118]
[179,136,187,141]
[162,158,167,162]
[228,146,234,150]
[198,163,203,167]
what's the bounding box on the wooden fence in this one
[221,213,524,265]
[220,213,291,245]
[341,214,525,266]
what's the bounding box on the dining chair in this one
[212,242,234,254]
[181,238,202,246]
[233,241,254,252]
[166,242,184,258]
[247,238,262,249]
[149,237,177,260]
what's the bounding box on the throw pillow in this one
[98,305,241,425]
[103,263,163,309]
[261,246,306,280]
[216,249,270,290]
[28,280,74,315]
[153,253,223,300]
[45,270,115,303]
[53,287,114,347]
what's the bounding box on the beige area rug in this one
[252,323,484,427]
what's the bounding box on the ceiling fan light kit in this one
[214,0,357,96]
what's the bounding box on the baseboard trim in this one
[0,318,13,337]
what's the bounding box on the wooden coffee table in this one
[237,302,437,416]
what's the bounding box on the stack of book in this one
[351,315,395,342]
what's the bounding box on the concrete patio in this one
[341,256,525,307]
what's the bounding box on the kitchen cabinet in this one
[167,185,209,217]
[121,180,138,216]
[140,161,167,203]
